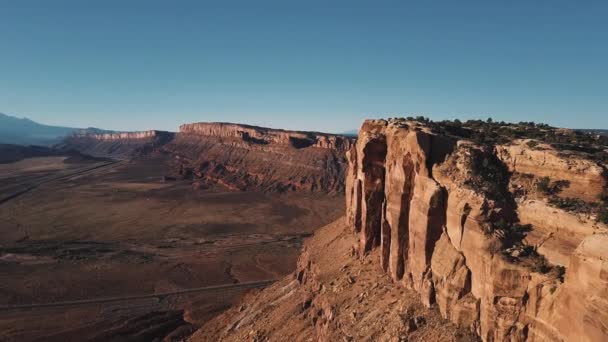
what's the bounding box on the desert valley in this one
[2,3,607,341]
[0,122,350,341]
[1,117,607,341]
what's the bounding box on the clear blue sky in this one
[1,0,607,133]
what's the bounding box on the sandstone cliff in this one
[345,119,607,341]
[161,122,354,192]
[179,122,353,152]
[197,118,608,342]
[58,130,174,159]
[59,122,354,192]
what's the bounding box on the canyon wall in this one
[162,122,354,192]
[179,122,353,152]
[346,119,608,341]
[58,130,174,159]
[60,122,354,192]
[497,142,606,202]
[72,130,164,140]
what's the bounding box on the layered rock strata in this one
[497,141,606,202]
[60,122,354,192]
[346,119,608,341]
[59,130,174,159]
[179,122,353,152]
[164,123,355,192]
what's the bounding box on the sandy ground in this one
[0,154,344,341]
[195,218,479,342]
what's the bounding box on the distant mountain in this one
[0,112,113,146]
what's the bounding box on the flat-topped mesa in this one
[73,130,169,140]
[60,130,175,158]
[346,118,608,342]
[179,122,354,152]
[168,122,354,192]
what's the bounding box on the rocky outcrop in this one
[60,122,354,192]
[165,123,355,192]
[541,233,608,342]
[179,122,353,152]
[346,119,608,341]
[193,218,479,342]
[190,119,607,341]
[72,130,164,141]
[58,130,174,159]
[497,141,606,202]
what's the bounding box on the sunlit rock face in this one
[62,122,355,193]
[168,123,355,192]
[59,130,175,158]
[179,122,354,152]
[346,118,608,342]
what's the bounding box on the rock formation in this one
[58,130,174,159]
[59,122,355,192]
[179,122,353,152]
[197,118,608,342]
[346,119,608,341]
[162,122,353,192]
[497,141,605,202]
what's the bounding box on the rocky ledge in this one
[165,122,355,192]
[58,130,175,158]
[72,130,167,140]
[179,122,354,152]
[60,122,355,193]
[346,119,607,341]
[196,118,608,342]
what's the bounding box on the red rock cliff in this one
[167,123,355,192]
[58,130,174,158]
[179,122,353,152]
[346,119,608,342]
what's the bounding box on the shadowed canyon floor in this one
[0,154,344,341]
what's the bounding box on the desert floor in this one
[0,155,343,341]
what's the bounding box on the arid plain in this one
[0,153,343,341]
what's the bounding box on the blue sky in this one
[1,0,607,133]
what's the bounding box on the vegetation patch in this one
[393,116,608,164]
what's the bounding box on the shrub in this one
[536,177,551,194]
[549,197,593,213]
[531,256,552,274]
[600,208,608,224]
[599,189,608,202]
[526,140,539,148]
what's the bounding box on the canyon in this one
[59,122,354,192]
[0,122,351,341]
[2,118,607,341]
[199,118,608,342]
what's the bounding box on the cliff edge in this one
[196,118,608,342]
[59,122,355,193]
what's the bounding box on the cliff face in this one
[497,141,606,202]
[58,130,174,159]
[73,130,164,141]
[162,123,354,192]
[59,123,354,192]
[179,122,353,152]
[193,218,480,342]
[346,119,608,341]
[193,119,607,341]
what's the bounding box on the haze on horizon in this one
[1,0,607,133]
